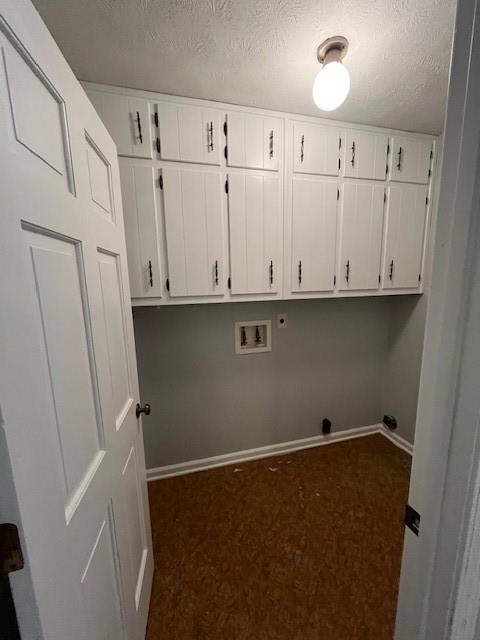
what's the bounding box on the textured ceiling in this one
[32,0,456,134]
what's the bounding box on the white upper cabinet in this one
[156,102,221,165]
[338,183,385,291]
[226,112,282,171]
[383,183,428,289]
[293,122,340,176]
[228,173,282,295]
[291,178,337,293]
[342,130,389,180]
[86,90,153,159]
[162,168,225,297]
[389,135,432,184]
[119,163,163,299]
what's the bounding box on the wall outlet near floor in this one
[277,313,287,329]
[235,320,272,354]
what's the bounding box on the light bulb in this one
[312,60,350,111]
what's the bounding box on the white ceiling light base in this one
[313,36,350,112]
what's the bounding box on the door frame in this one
[394,0,480,637]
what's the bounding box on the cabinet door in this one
[156,103,220,165]
[291,178,337,293]
[162,169,225,297]
[293,122,340,176]
[343,130,388,180]
[226,112,282,171]
[389,136,432,184]
[119,163,163,299]
[338,183,385,291]
[86,90,153,159]
[228,174,282,295]
[383,184,427,289]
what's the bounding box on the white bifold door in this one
[0,3,152,640]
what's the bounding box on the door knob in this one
[136,403,151,419]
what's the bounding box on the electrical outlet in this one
[277,313,287,329]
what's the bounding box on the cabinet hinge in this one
[338,158,341,170]
[156,137,160,153]
[418,273,422,283]
[339,137,342,149]
[159,173,163,190]
[337,188,339,200]
[154,111,159,128]
[227,276,231,290]
[384,191,387,203]
[428,168,432,178]
[225,179,229,194]
[165,278,170,292]
[430,148,434,160]
[224,145,228,160]
[426,196,429,205]
[379,274,381,284]
[387,143,390,154]
[223,121,227,136]
[334,275,336,286]
[405,504,420,536]
[386,163,389,175]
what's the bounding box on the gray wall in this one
[134,297,391,469]
[381,295,427,444]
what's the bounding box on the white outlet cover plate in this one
[277,314,287,329]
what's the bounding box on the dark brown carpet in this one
[146,434,411,640]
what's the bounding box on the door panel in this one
[342,130,389,180]
[383,183,427,289]
[389,135,432,184]
[228,173,282,295]
[162,168,225,297]
[85,133,115,221]
[291,178,337,293]
[119,163,163,299]
[338,182,385,291]
[121,443,148,610]
[293,122,340,175]
[0,6,152,640]
[97,250,132,429]
[80,511,125,640]
[25,230,103,504]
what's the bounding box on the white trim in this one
[146,423,413,481]
[380,425,414,455]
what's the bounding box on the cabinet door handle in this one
[298,260,302,284]
[148,260,153,287]
[351,140,355,167]
[214,260,219,285]
[269,130,274,159]
[397,146,403,170]
[269,260,274,285]
[346,259,350,283]
[389,259,394,281]
[208,121,214,151]
[136,111,143,144]
[300,134,305,163]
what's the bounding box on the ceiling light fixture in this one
[313,36,350,112]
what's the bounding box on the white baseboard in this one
[146,423,413,482]
[380,425,414,455]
